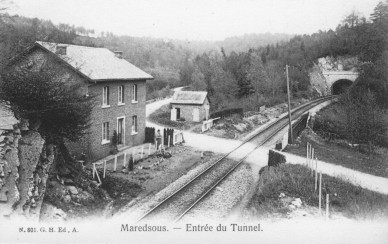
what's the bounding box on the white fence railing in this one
[201,117,220,132]
[92,143,155,183]
[173,130,184,145]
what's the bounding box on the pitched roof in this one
[35,41,153,81]
[171,91,208,105]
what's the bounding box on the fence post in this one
[148,143,151,156]
[311,148,314,177]
[114,155,117,172]
[306,142,309,167]
[103,160,106,179]
[326,193,330,220]
[168,135,171,148]
[308,143,311,169]
[314,158,318,192]
[123,152,127,168]
[319,171,322,215]
[92,164,96,179]
[94,163,102,184]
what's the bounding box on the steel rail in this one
[174,96,333,221]
[137,96,333,222]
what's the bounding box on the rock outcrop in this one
[0,122,54,221]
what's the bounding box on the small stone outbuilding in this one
[170,91,210,122]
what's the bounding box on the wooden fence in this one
[210,108,244,119]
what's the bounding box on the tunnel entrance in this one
[332,79,353,95]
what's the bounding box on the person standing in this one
[155,129,162,150]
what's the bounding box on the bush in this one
[252,116,259,126]
[249,164,388,219]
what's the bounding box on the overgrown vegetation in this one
[0,63,95,163]
[148,104,193,129]
[248,164,388,220]
[178,1,388,112]
[283,127,388,178]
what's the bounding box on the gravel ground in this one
[142,158,238,222]
[181,163,253,222]
[135,92,338,223]
[116,155,223,222]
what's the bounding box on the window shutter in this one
[122,85,125,103]
[107,86,109,105]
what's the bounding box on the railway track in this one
[137,96,333,223]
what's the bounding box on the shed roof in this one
[35,41,153,81]
[171,91,208,105]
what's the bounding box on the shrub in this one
[252,116,259,126]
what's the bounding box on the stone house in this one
[9,41,153,161]
[170,91,210,122]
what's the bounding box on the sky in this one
[7,0,381,41]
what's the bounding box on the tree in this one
[265,60,285,97]
[371,1,388,24]
[0,57,95,219]
[342,10,364,28]
[191,67,207,91]
[341,89,387,153]
[0,60,95,157]
[111,130,119,154]
[179,58,195,86]
[210,63,238,110]
[247,51,271,104]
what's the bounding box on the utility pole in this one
[286,65,293,144]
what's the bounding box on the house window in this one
[102,86,110,107]
[132,84,138,103]
[102,122,110,144]
[118,85,125,104]
[131,115,138,134]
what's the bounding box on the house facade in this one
[11,41,153,161]
[170,91,210,122]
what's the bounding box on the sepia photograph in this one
[0,0,387,243]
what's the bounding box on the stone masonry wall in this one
[0,122,51,220]
[171,98,209,122]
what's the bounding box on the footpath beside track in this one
[138,96,334,222]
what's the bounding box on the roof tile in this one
[36,41,153,81]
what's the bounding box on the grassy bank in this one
[148,104,195,129]
[284,128,388,178]
[247,164,388,220]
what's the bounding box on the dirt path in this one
[283,152,388,195]
[146,97,388,196]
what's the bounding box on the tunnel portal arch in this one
[332,79,353,95]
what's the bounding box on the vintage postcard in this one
[0,0,387,243]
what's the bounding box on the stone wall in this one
[171,99,209,122]
[0,122,53,220]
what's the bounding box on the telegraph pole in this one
[286,65,293,144]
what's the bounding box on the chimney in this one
[114,51,123,59]
[55,44,67,55]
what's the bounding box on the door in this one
[193,108,199,122]
[205,104,210,120]
[176,108,181,120]
[117,118,124,144]
[171,108,177,121]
